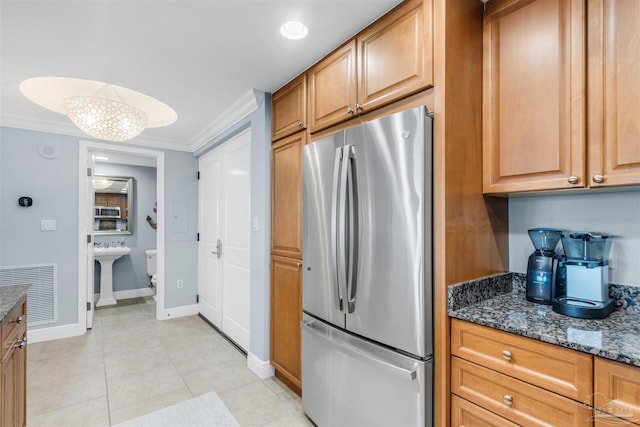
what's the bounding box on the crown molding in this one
[0,113,192,152]
[188,89,264,152]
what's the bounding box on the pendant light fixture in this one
[20,77,177,142]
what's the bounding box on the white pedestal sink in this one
[94,246,131,307]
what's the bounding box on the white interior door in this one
[86,153,96,328]
[198,149,223,327]
[220,131,251,351]
[198,130,252,351]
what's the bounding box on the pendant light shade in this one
[63,89,148,142]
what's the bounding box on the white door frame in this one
[78,141,166,328]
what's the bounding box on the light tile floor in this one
[27,297,312,427]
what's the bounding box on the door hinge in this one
[197,171,200,180]
[196,294,199,303]
[87,234,92,244]
[197,232,200,242]
[87,302,91,311]
[87,167,92,177]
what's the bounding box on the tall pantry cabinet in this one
[270,75,306,395]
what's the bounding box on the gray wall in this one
[0,126,199,329]
[93,163,157,294]
[0,127,80,326]
[509,190,640,286]
[194,93,272,362]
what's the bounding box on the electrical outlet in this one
[177,279,184,289]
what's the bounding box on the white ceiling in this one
[0,0,401,152]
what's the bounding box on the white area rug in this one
[114,392,240,427]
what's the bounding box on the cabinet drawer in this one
[452,319,593,401]
[452,357,593,427]
[594,357,640,425]
[452,394,518,427]
[1,300,26,358]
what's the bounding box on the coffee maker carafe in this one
[526,228,563,304]
[552,232,615,319]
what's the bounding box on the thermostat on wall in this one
[18,196,33,207]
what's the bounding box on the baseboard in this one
[27,322,85,344]
[247,352,275,379]
[162,304,198,319]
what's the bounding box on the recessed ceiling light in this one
[280,21,308,40]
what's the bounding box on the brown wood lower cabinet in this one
[594,357,640,426]
[270,255,302,395]
[451,319,593,427]
[1,299,27,427]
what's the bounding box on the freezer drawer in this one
[301,314,432,427]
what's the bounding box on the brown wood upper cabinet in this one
[587,0,640,188]
[483,0,640,194]
[272,74,307,142]
[271,132,305,259]
[308,0,433,133]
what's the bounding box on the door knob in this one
[211,239,222,259]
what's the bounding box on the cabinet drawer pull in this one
[592,174,604,184]
[503,395,513,406]
[568,175,579,184]
[502,350,512,361]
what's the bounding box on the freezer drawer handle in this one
[301,319,418,382]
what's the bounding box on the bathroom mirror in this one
[93,175,134,235]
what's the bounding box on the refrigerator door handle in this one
[346,145,359,314]
[301,319,418,382]
[330,146,344,311]
[337,146,350,312]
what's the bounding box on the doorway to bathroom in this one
[78,141,165,331]
[198,129,251,352]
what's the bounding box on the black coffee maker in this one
[526,228,564,304]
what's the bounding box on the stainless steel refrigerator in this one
[301,106,433,427]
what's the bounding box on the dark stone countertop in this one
[0,285,30,322]
[448,273,640,367]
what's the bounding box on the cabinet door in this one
[94,193,107,206]
[594,357,640,425]
[270,255,302,393]
[271,132,305,258]
[357,0,433,112]
[2,348,16,427]
[16,335,25,427]
[588,0,640,187]
[483,0,586,193]
[272,74,307,141]
[308,40,357,133]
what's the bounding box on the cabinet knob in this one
[297,261,303,268]
[356,103,363,111]
[346,106,354,114]
[503,395,513,406]
[13,337,27,349]
[297,121,303,127]
[592,174,604,184]
[14,316,23,324]
[502,350,512,361]
[567,176,579,184]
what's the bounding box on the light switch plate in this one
[41,219,56,231]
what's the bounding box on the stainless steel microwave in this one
[95,206,121,218]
